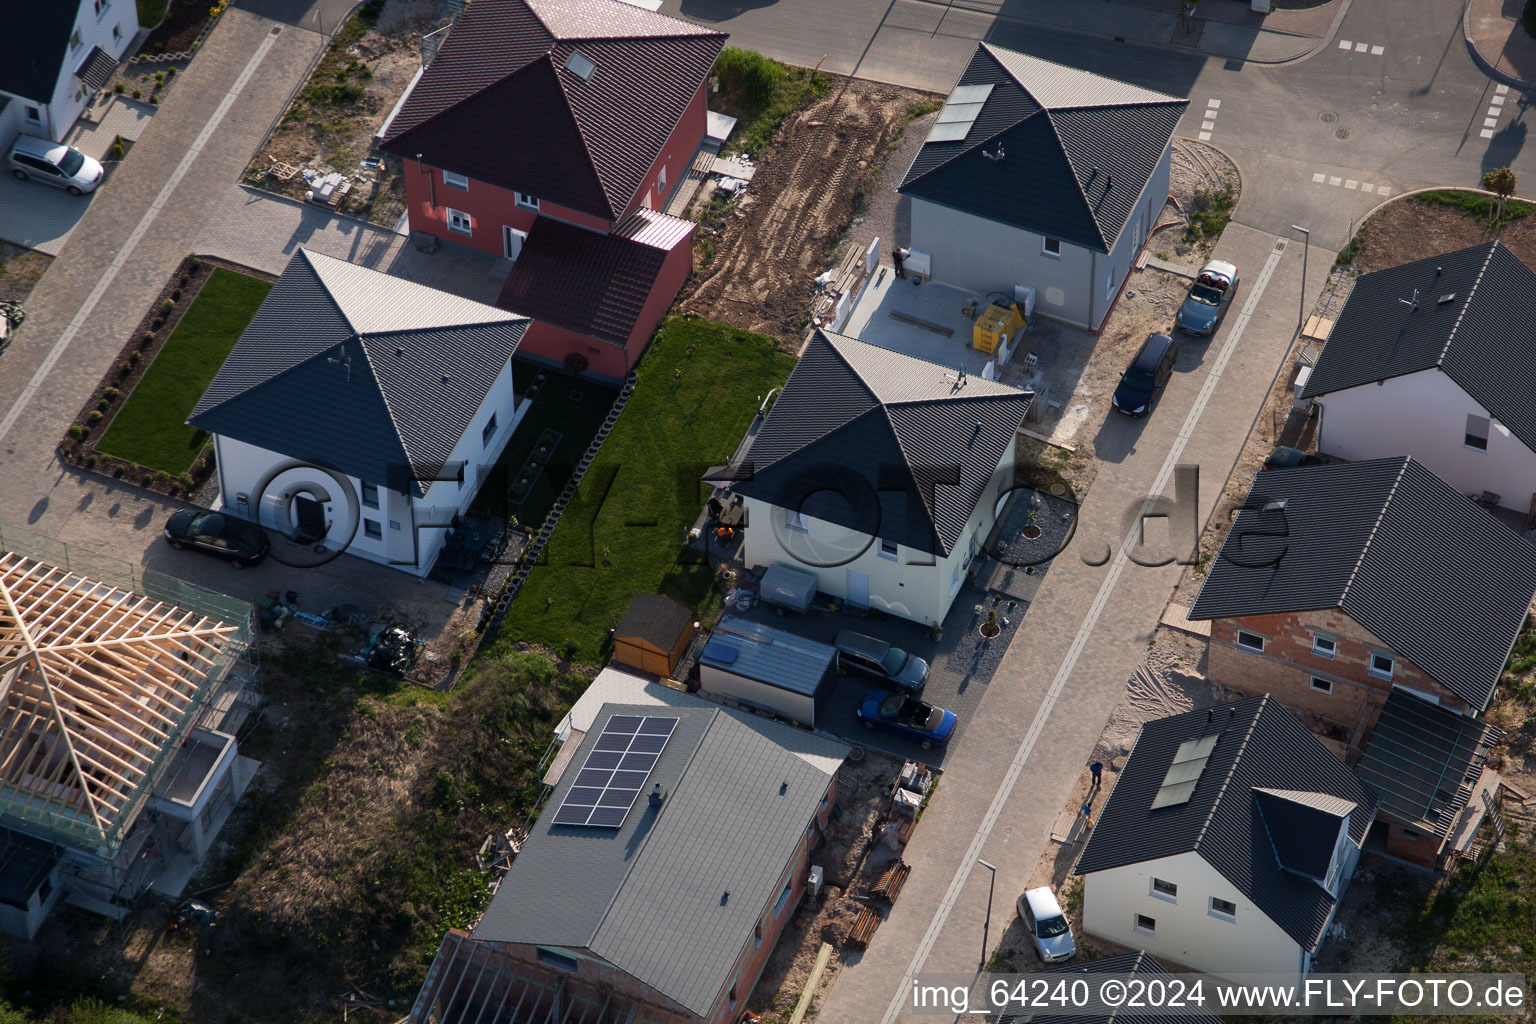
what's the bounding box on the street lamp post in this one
[1291,225,1310,329]
[977,859,998,968]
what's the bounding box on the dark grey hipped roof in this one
[1355,687,1502,840]
[898,43,1186,253]
[1188,457,1536,710]
[1032,952,1224,1024]
[0,5,77,104]
[1075,695,1375,950]
[473,703,845,1017]
[189,250,528,498]
[731,329,1032,557]
[1300,243,1536,451]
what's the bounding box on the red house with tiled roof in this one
[380,0,725,381]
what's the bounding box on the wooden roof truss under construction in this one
[0,553,236,853]
[414,930,695,1024]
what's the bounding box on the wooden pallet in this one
[845,905,881,950]
[870,860,911,904]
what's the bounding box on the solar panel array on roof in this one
[553,715,677,827]
[1151,734,1218,809]
[927,82,994,143]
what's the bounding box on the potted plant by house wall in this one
[980,609,1000,638]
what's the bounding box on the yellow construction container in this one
[973,302,1026,354]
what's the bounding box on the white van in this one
[1016,886,1077,963]
[7,135,104,195]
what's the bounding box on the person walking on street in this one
[1088,760,1104,787]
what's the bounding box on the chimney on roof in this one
[649,783,667,808]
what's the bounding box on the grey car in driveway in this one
[7,135,104,195]
[833,629,929,694]
[1175,259,1239,336]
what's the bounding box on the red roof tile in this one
[496,215,691,347]
[381,0,725,221]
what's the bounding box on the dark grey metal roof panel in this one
[1188,457,1536,710]
[473,703,843,1017]
[1301,244,1536,456]
[1355,688,1502,839]
[1036,952,1224,1024]
[702,618,835,695]
[898,42,1186,252]
[75,45,117,92]
[732,330,1031,556]
[1075,695,1376,950]
[1254,788,1349,880]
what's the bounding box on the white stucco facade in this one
[209,358,523,576]
[1316,368,1536,509]
[1081,837,1361,984]
[907,146,1169,331]
[739,438,1017,626]
[0,0,139,147]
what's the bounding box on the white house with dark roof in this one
[188,249,530,576]
[898,43,1187,330]
[1301,242,1536,512]
[1074,695,1376,984]
[0,0,137,148]
[410,676,849,1024]
[726,328,1034,628]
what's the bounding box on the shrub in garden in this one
[96,399,110,413]
[116,363,131,382]
[108,139,124,161]
[171,288,182,301]
[177,473,194,492]
[132,89,141,99]
[128,351,140,365]
[160,299,174,315]
[154,72,165,85]
[142,331,155,344]
[84,455,97,469]
[67,425,85,440]
[113,83,124,94]
[154,471,171,487]
[150,96,158,106]
[151,317,163,330]
[188,256,201,271]
[113,466,124,478]
[86,411,102,425]
[167,66,176,78]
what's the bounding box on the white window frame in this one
[1209,896,1237,920]
[515,191,539,210]
[482,412,499,446]
[773,875,793,917]
[446,207,472,236]
[94,0,110,18]
[23,106,41,124]
[360,481,379,510]
[879,538,898,561]
[1465,413,1491,452]
[112,22,121,39]
[536,947,579,973]
[1312,634,1336,659]
[1042,237,1062,257]
[1235,629,1265,654]
[784,509,808,532]
[1134,913,1156,936]
[69,28,82,51]
[363,519,382,540]
[658,163,668,191]
[1370,652,1395,680]
[754,920,763,949]
[1105,272,1115,302]
[1311,676,1333,694]
[1150,877,1177,902]
[443,169,469,190]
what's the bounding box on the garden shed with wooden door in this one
[613,594,693,676]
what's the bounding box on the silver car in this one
[1017,886,1077,962]
[8,134,104,195]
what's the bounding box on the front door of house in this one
[503,225,528,261]
[846,570,870,609]
[293,495,326,542]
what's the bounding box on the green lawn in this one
[98,268,272,475]
[471,365,619,529]
[494,318,795,663]
[136,0,168,28]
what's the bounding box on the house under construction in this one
[0,541,258,937]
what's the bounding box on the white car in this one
[1017,886,1077,962]
[7,134,104,195]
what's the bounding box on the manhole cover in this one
[1335,127,1352,140]
[1319,111,1338,123]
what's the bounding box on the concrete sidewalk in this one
[1465,0,1536,87]
[0,9,323,560]
[815,222,1336,1024]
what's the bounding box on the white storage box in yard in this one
[698,617,836,727]
[759,563,818,613]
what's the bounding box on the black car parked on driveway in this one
[1111,333,1178,418]
[164,509,271,568]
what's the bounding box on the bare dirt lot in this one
[680,78,931,344]
[247,0,435,225]
[1351,195,1534,273]
[0,242,49,306]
